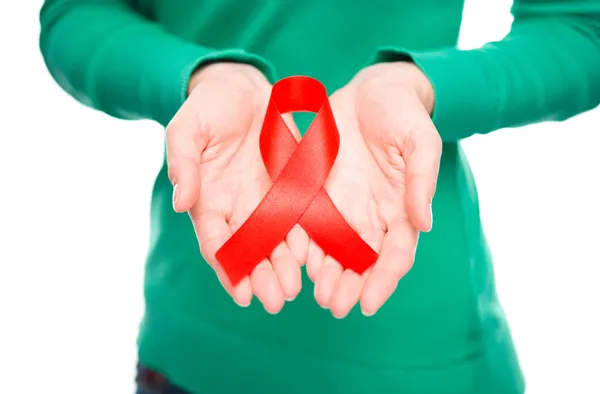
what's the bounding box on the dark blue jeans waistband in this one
[135,364,189,394]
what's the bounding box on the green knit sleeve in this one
[372,0,600,141]
[39,0,276,126]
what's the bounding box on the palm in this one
[168,76,307,313]
[308,86,438,318]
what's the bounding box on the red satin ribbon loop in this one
[216,76,378,286]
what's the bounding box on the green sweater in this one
[39,1,600,393]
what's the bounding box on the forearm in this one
[39,0,275,126]
[373,0,600,141]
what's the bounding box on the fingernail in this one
[285,296,296,302]
[264,306,280,315]
[428,203,433,230]
[236,300,251,308]
[172,184,180,211]
[362,309,375,317]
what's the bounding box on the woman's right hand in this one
[167,62,309,313]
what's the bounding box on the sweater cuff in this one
[371,47,496,141]
[155,47,276,126]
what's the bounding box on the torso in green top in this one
[138,1,524,393]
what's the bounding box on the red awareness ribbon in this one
[216,76,378,286]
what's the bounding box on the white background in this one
[0,1,599,393]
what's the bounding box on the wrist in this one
[187,62,271,97]
[353,62,435,115]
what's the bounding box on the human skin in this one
[169,62,309,314]
[310,62,441,318]
[169,61,440,317]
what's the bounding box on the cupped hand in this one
[167,63,309,313]
[307,62,442,318]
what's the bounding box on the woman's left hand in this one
[307,62,442,318]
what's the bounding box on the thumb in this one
[403,104,442,232]
[166,112,208,213]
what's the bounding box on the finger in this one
[190,208,253,307]
[214,265,253,308]
[250,259,285,314]
[403,104,442,232]
[306,241,326,282]
[360,219,417,316]
[285,224,310,265]
[270,241,302,301]
[166,110,209,213]
[314,255,344,309]
[330,268,370,319]
[329,228,381,318]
